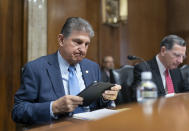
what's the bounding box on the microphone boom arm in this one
[127,55,151,71]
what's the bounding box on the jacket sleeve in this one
[12,63,51,124]
[179,69,189,93]
[90,64,114,110]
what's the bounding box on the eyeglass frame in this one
[167,50,187,60]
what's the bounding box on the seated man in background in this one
[101,57,133,105]
[101,56,116,83]
[131,34,189,100]
[12,17,121,125]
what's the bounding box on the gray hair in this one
[61,17,94,38]
[160,35,186,50]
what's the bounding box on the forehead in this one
[105,57,114,62]
[67,30,90,40]
[171,43,186,53]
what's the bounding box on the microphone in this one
[127,55,142,61]
[127,55,151,71]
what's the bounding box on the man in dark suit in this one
[12,17,121,124]
[132,35,189,100]
[101,56,116,83]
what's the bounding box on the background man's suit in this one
[12,53,112,124]
[101,69,115,83]
[132,57,189,100]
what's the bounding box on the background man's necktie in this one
[165,69,175,94]
[109,69,116,84]
[68,65,88,114]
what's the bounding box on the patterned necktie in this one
[165,69,175,94]
[68,65,88,114]
[68,66,80,95]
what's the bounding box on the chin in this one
[170,66,178,69]
[73,58,83,64]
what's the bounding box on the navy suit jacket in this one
[131,57,189,100]
[12,53,112,124]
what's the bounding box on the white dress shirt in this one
[156,55,166,89]
[156,55,175,96]
[156,55,172,90]
[50,51,89,118]
[57,51,86,94]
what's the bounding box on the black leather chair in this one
[113,65,134,105]
[180,64,189,86]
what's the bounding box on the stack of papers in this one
[72,108,120,120]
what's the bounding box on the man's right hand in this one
[52,95,83,115]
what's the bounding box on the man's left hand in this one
[102,84,121,101]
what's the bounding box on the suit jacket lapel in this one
[79,60,91,87]
[149,58,166,95]
[170,69,179,92]
[46,53,65,98]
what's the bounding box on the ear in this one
[58,34,64,46]
[160,46,167,56]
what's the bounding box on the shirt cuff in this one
[110,101,116,107]
[50,101,58,119]
[101,97,116,107]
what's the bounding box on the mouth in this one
[72,52,85,59]
[172,63,179,68]
[74,53,83,57]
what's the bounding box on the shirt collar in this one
[156,54,166,74]
[57,51,80,73]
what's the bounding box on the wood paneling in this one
[167,0,189,33]
[127,0,167,61]
[99,24,120,67]
[120,23,129,66]
[167,0,189,64]
[23,0,28,65]
[0,0,23,130]
[85,0,100,63]
[47,0,87,54]
[47,0,101,63]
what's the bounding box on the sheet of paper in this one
[72,108,120,120]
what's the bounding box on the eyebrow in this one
[72,38,90,44]
[72,38,83,42]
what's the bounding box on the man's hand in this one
[102,85,121,101]
[52,95,83,115]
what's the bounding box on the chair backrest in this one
[180,64,189,85]
[113,65,134,86]
[113,65,134,104]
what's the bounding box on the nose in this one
[78,43,87,52]
[177,56,183,64]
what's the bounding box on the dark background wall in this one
[0,0,24,130]
[1,0,189,130]
[127,0,167,60]
[167,0,189,64]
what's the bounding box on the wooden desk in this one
[25,118,84,131]
[28,93,189,131]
